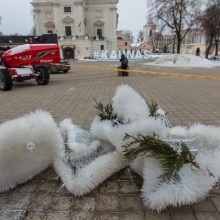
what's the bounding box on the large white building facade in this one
[32,0,118,59]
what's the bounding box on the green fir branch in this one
[93,98,122,125]
[148,100,160,118]
[148,100,168,119]
[123,134,208,182]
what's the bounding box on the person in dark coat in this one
[119,54,129,76]
[120,54,128,69]
[195,48,200,56]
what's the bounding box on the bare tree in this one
[120,30,134,42]
[137,30,144,43]
[213,0,220,56]
[150,0,203,53]
[201,0,220,58]
[30,26,36,36]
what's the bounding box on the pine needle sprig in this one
[123,134,204,182]
[148,100,169,119]
[94,98,123,125]
[148,100,160,118]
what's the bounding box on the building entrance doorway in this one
[63,47,75,59]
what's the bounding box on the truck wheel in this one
[0,69,13,91]
[35,66,50,85]
[63,70,68,73]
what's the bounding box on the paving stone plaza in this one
[1,61,220,220]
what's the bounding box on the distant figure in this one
[119,54,128,76]
[196,48,200,56]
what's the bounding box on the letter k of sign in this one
[101,50,108,59]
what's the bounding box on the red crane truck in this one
[0,43,70,91]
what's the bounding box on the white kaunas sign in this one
[93,50,150,60]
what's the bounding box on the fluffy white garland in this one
[0,110,64,192]
[54,119,127,196]
[0,85,220,213]
[91,84,220,212]
[112,85,150,123]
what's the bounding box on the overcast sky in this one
[0,0,147,40]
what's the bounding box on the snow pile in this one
[149,54,167,59]
[149,54,220,68]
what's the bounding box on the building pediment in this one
[44,21,55,28]
[94,20,104,27]
[62,16,75,24]
[32,2,53,7]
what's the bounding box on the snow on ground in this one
[149,54,167,59]
[147,54,220,68]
